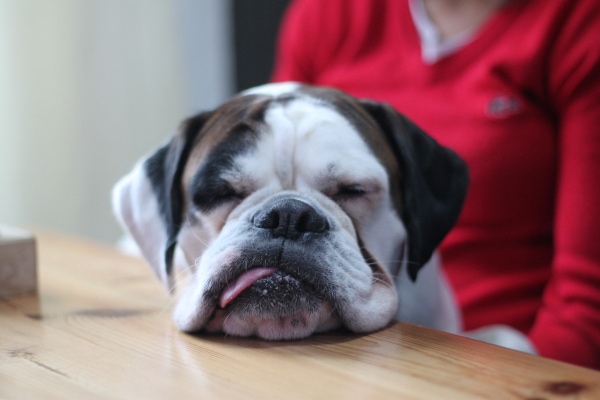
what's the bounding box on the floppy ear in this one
[360,101,469,281]
[112,112,213,290]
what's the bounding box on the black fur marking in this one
[142,96,271,280]
[144,112,214,276]
[189,123,260,212]
[359,101,469,281]
[145,146,170,228]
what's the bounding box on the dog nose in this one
[252,198,329,239]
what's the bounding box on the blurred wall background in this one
[0,0,237,243]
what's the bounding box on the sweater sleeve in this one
[528,0,600,369]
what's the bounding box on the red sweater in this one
[272,0,600,368]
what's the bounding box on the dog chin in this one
[173,280,398,341]
[204,303,342,340]
[182,271,343,340]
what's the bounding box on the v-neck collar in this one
[408,0,509,64]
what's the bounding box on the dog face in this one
[113,83,468,340]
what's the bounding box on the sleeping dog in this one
[113,83,534,352]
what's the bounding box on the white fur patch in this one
[112,160,173,290]
[242,82,301,97]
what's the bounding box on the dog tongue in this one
[219,267,277,308]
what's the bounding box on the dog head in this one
[113,83,468,340]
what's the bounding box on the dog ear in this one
[112,112,213,290]
[360,101,469,281]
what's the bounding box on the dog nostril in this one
[252,208,280,229]
[295,208,328,233]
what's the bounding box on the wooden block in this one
[0,226,37,297]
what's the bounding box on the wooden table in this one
[1,232,599,399]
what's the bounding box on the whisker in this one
[184,214,211,247]
[371,275,394,290]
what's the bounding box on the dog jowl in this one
[113,82,468,340]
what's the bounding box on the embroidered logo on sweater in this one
[486,95,523,118]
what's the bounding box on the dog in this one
[112,82,535,353]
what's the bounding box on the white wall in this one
[0,0,233,243]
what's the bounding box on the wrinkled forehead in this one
[184,87,392,193]
[260,96,388,188]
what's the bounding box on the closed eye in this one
[332,184,368,201]
[192,180,245,212]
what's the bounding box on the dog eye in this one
[192,183,244,212]
[333,184,368,200]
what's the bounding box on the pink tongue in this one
[219,267,277,308]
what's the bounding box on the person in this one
[271,0,600,369]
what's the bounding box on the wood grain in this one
[1,231,598,399]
